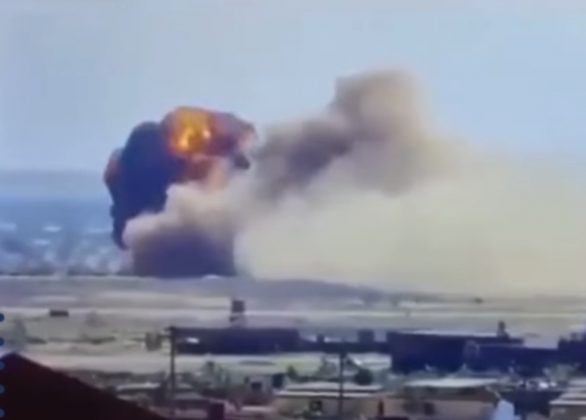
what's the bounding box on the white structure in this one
[273,381,387,418]
[550,380,586,420]
[382,378,502,419]
[273,377,503,419]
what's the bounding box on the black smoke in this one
[105,121,184,248]
[105,110,251,277]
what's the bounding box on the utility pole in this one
[337,341,346,419]
[519,377,528,420]
[168,326,177,420]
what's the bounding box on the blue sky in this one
[1,0,585,171]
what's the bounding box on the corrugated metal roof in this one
[276,390,382,399]
[282,381,382,393]
[570,378,586,386]
[405,377,499,389]
[410,329,500,337]
[557,392,586,400]
[551,399,586,407]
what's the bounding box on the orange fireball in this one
[164,107,214,158]
[162,107,255,190]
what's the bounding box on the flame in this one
[162,106,255,190]
[165,107,215,158]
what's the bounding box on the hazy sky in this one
[1,0,585,171]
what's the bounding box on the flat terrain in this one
[1,276,584,373]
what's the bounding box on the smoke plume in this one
[253,72,452,199]
[107,70,586,295]
[123,184,242,278]
[105,108,253,277]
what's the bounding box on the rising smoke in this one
[123,184,241,277]
[252,71,452,198]
[108,70,586,295]
[106,107,254,277]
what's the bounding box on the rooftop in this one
[570,378,586,387]
[556,392,586,401]
[551,399,586,407]
[279,381,383,394]
[115,382,160,392]
[0,352,166,420]
[404,377,499,389]
[407,329,519,339]
[276,390,382,399]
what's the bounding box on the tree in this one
[353,368,374,385]
[286,365,300,381]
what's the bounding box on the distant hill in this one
[158,275,442,303]
[0,170,106,201]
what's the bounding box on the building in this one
[273,381,387,418]
[0,353,166,420]
[387,328,523,373]
[550,379,586,420]
[383,377,504,419]
[274,377,514,419]
[550,393,586,419]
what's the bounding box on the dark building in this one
[558,336,586,370]
[175,327,303,354]
[386,329,523,373]
[0,353,166,420]
[474,343,559,375]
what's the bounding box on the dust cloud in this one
[127,70,586,296]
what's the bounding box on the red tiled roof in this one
[0,353,167,420]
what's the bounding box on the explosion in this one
[105,107,254,276]
[105,70,586,295]
[162,107,254,189]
